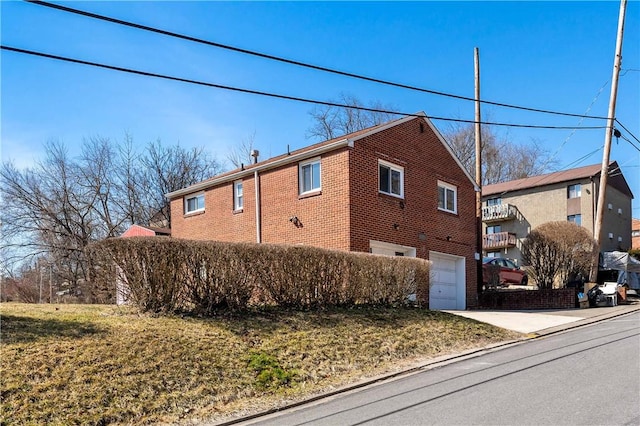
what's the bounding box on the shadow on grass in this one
[0,314,105,344]
[216,306,451,337]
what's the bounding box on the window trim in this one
[437,180,458,214]
[299,157,322,195]
[378,159,404,199]
[233,180,243,211]
[184,192,205,214]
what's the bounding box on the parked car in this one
[482,257,528,287]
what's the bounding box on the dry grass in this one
[0,303,521,425]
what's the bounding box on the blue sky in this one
[2,1,639,211]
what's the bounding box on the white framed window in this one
[378,160,404,198]
[299,158,321,195]
[233,180,243,210]
[567,184,581,199]
[184,193,205,214]
[486,197,502,206]
[438,181,457,214]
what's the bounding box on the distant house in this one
[121,224,171,238]
[481,161,634,265]
[632,218,640,250]
[167,113,479,310]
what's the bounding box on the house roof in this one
[483,161,633,198]
[121,224,171,238]
[166,113,479,200]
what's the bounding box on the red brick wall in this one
[348,118,478,304]
[632,218,640,250]
[170,149,352,250]
[170,176,257,243]
[477,289,577,310]
[259,149,351,250]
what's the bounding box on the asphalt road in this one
[242,312,640,426]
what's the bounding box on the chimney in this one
[250,150,259,164]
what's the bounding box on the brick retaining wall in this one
[477,288,577,310]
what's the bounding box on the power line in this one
[536,79,609,175]
[1,45,610,131]
[26,0,610,121]
[615,119,640,144]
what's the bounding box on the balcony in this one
[482,204,517,223]
[483,232,517,250]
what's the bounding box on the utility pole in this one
[590,0,627,282]
[475,47,483,295]
[39,262,43,304]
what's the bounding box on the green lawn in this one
[0,303,520,425]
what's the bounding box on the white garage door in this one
[429,251,465,310]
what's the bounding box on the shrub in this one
[86,238,431,314]
[521,221,596,289]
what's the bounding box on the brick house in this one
[121,224,171,238]
[632,218,640,250]
[167,113,479,310]
[481,161,634,266]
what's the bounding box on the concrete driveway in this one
[445,302,640,334]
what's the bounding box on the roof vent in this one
[250,150,259,164]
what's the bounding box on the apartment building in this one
[481,161,633,265]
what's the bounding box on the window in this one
[438,181,457,213]
[486,251,500,258]
[632,230,640,237]
[185,193,205,214]
[568,214,582,225]
[503,259,518,269]
[233,180,243,211]
[486,225,501,234]
[299,158,321,195]
[378,160,404,198]
[567,184,581,199]
[486,197,502,206]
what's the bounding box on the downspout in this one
[254,169,261,243]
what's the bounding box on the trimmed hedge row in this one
[87,237,431,314]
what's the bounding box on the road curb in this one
[531,304,640,337]
[211,306,639,425]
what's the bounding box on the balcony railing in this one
[482,204,517,223]
[482,232,517,250]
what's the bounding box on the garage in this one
[429,251,466,310]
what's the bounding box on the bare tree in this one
[0,136,223,300]
[140,140,223,228]
[307,93,400,140]
[442,122,556,185]
[521,221,596,289]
